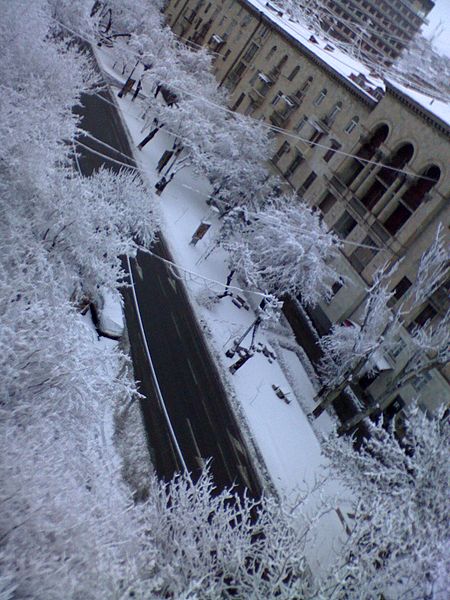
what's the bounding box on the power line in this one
[76,122,382,252]
[55,17,442,183]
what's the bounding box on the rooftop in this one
[387,79,450,130]
[244,0,386,102]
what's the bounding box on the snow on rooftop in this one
[245,0,385,101]
[387,79,450,127]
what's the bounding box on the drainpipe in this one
[219,10,263,88]
[171,0,191,29]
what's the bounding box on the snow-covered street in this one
[95,47,351,571]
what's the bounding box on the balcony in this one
[268,65,281,81]
[248,88,265,106]
[183,9,196,24]
[349,196,368,217]
[270,110,289,127]
[191,20,213,45]
[328,174,347,197]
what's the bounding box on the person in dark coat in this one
[131,79,142,101]
[155,173,174,196]
[157,150,174,173]
[137,119,164,150]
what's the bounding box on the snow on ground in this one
[95,47,351,571]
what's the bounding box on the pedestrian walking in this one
[157,149,174,173]
[155,173,174,196]
[118,76,135,98]
[131,79,142,102]
[137,120,164,150]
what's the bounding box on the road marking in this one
[134,259,143,280]
[227,430,245,456]
[187,357,199,385]
[168,276,178,293]
[170,312,182,337]
[125,256,188,473]
[186,418,204,468]
[156,274,168,297]
[237,464,252,490]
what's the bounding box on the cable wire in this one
[56,17,442,183]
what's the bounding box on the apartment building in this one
[319,0,434,65]
[165,0,449,414]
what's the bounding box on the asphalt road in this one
[74,74,262,498]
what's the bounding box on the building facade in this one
[165,0,449,414]
[319,0,434,65]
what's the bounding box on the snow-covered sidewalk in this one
[94,47,351,573]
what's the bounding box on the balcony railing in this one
[349,196,368,217]
[328,174,347,196]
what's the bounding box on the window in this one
[383,165,440,235]
[331,280,343,295]
[241,14,252,27]
[244,100,256,116]
[301,76,313,92]
[231,93,245,110]
[319,192,337,214]
[314,88,327,106]
[349,236,378,273]
[333,210,357,238]
[294,116,307,132]
[266,45,277,60]
[327,101,342,122]
[272,141,290,164]
[299,171,317,193]
[204,2,211,13]
[344,116,359,134]
[287,65,300,81]
[308,129,325,146]
[284,151,304,178]
[388,337,405,360]
[243,42,259,62]
[409,303,437,330]
[271,91,283,106]
[276,54,288,70]
[323,139,341,162]
[389,277,412,306]
[412,371,432,391]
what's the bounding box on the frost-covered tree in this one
[313,263,400,418]
[223,195,341,306]
[315,226,449,424]
[319,408,450,600]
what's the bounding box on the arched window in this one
[341,123,389,186]
[277,54,288,69]
[266,45,277,60]
[287,65,300,81]
[328,101,342,121]
[383,165,440,235]
[314,88,327,106]
[360,143,414,211]
[344,115,359,134]
[301,76,313,92]
[378,143,414,185]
